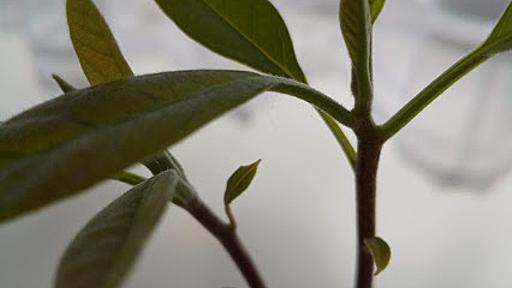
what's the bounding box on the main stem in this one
[354,125,382,288]
[186,197,267,288]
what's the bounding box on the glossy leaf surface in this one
[55,170,178,288]
[154,0,306,82]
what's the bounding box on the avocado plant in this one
[1,0,512,288]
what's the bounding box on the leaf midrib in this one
[225,163,258,204]
[0,74,268,174]
[197,0,302,81]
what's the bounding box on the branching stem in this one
[186,197,266,288]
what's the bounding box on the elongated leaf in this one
[224,159,261,205]
[0,70,350,222]
[155,0,357,168]
[52,75,148,187]
[381,2,512,140]
[55,170,178,288]
[68,0,188,180]
[370,0,386,23]
[154,0,306,82]
[67,0,133,84]
[339,0,372,73]
[364,236,391,275]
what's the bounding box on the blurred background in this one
[1,0,512,287]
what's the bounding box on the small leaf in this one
[224,159,261,205]
[370,0,386,23]
[364,236,391,275]
[52,74,77,93]
[154,0,306,82]
[55,170,179,288]
[0,70,349,222]
[339,0,372,73]
[67,0,133,85]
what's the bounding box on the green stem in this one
[277,73,356,169]
[271,79,354,128]
[111,171,146,186]
[380,48,488,141]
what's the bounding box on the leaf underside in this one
[67,0,133,84]
[55,170,178,288]
[0,70,342,222]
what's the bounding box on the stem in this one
[186,197,267,288]
[380,48,488,141]
[354,125,382,288]
[111,171,146,185]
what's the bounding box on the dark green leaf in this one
[224,159,261,205]
[154,0,306,82]
[67,0,133,84]
[154,0,358,168]
[364,236,391,275]
[370,0,386,23]
[55,170,178,288]
[339,0,372,73]
[0,70,350,222]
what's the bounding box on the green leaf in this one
[155,0,357,169]
[55,170,178,288]
[483,2,512,53]
[381,2,512,140]
[154,0,306,82]
[339,0,373,114]
[0,70,350,222]
[68,0,181,179]
[66,0,133,85]
[339,0,372,73]
[370,0,386,23]
[52,74,77,93]
[364,236,391,275]
[51,75,148,187]
[224,159,261,205]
